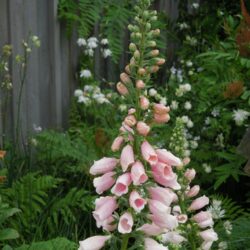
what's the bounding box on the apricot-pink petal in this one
[156,149,182,167]
[148,186,175,206]
[120,122,134,135]
[199,229,218,242]
[118,212,133,234]
[154,113,170,124]
[188,195,209,211]
[161,232,186,244]
[79,235,111,250]
[154,103,170,115]
[111,136,124,152]
[93,196,118,223]
[144,238,167,250]
[90,157,118,175]
[111,173,132,196]
[141,140,158,165]
[137,223,164,236]
[93,172,116,194]
[120,145,135,172]
[129,190,146,212]
[136,121,151,136]
[131,161,148,185]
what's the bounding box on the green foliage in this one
[0,196,20,242]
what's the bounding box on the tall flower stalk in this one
[79,1,218,249]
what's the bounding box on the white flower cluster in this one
[178,22,189,30]
[223,220,232,235]
[202,163,212,173]
[192,3,200,9]
[232,109,250,126]
[175,83,192,97]
[147,88,167,106]
[218,241,228,250]
[215,133,225,148]
[181,115,194,128]
[80,69,92,79]
[207,200,225,220]
[77,37,112,58]
[185,35,198,46]
[74,85,111,105]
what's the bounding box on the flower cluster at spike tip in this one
[78,0,218,249]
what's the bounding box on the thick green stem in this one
[120,234,129,250]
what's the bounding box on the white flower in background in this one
[31,35,41,48]
[207,200,225,219]
[93,86,101,94]
[188,70,194,76]
[160,97,167,106]
[176,88,184,97]
[184,150,191,157]
[155,94,162,101]
[119,104,127,112]
[84,85,94,92]
[100,38,109,45]
[186,35,198,46]
[232,109,250,126]
[192,3,200,9]
[102,48,112,58]
[179,22,189,30]
[33,124,42,133]
[84,48,94,57]
[78,96,91,105]
[87,37,98,49]
[184,83,191,92]
[170,66,177,75]
[223,221,232,235]
[197,67,203,72]
[149,88,157,97]
[177,69,183,82]
[181,116,189,123]
[190,140,198,149]
[211,108,220,117]
[218,241,228,250]
[216,133,225,148]
[187,120,194,128]
[30,138,38,146]
[205,117,211,125]
[202,163,212,173]
[77,38,87,47]
[74,89,83,97]
[186,60,193,67]
[171,100,179,110]
[184,101,192,110]
[194,136,200,141]
[80,69,92,78]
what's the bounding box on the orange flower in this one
[223,81,244,99]
[0,150,6,159]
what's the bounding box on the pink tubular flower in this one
[186,185,200,198]
[140,96,150,110]
[162,232,186,244]
[144,238,167,250]
[131,161,148,185]
[156,149,182,167]
[177,214,188,224]
[193,211,214,228]
[93,196,118,226]
[150,213,178,230]
[116,82,128,95]
[154,113,170,124]
[128,108,136,114]
[148,199,170,215]
[141,140,158,165]
[120,72,132,84]
[129,190,146,212]
[137,223,164,236]
[201,241,213,250]
[120,144,135,172]
[101,216,117,232]
[188,195,209,211]
[93,172,116,194]
[111,173,132,196]
[136,121,151,136]
[90,157,118,175]
[148,186,175,206]
[153,103,170,115]
[124,115,137,127]
[120,122,134,135]
[118,212,133,234]
[184,168,196,182]
[111,136,124,152]
[78,235,111,250]
[151,163,181,190]
[199,229,218,242]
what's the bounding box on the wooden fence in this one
[0,0,180,144]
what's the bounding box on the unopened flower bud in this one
[120,73,131,84]
[154,113,170,124]
[135,32,142,39]
[147,41,156,47]
[153,29,160,36]
[111,136,124,152]
[154,103,170,115]
[136,80,145,89]
[184,168,196,182]
[136,121,150,136]
[125,65,131,74]
[156,58,166,65]
[128,108,136,115]
[151,50,159,57]
[186,185,200,198]
[117,82,128,95]
[138,68,146,76]
[129,43,137,52]
[140,96,150,110]
[134,50,140,59]
[124,115,137,127]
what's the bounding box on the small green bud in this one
[134,50,140,59]
[129,43,137,52]
[145,22,151,31]
[135,32,142,39]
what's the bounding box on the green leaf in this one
[0,228,19,241]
